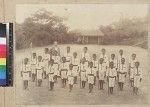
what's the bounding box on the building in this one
[73,29,104,44]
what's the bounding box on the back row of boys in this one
[21,46,142,95]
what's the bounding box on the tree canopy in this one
[16,9,69,49]
[16,9,148,49]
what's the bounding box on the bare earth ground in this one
[15,44,149,105]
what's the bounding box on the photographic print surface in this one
[15,4,148,105]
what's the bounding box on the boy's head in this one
[32,53,36,58]
[69,64,73,70]
[84,47,88,53]
[101,48,106,55]
[99,58,104,64]
[45,48,49,54]
[67,46,70,53]
[54,41,58,46]
[89,61,93,68]
[131,53,136,60]
[73,52,77,58]
[109,61,114,68]
[111,54,115,59]
[121,58,125,64]
[135,61,140,68]
[38,56,42,62]
[119,49,123,56]
[24,58,29,64]
[92,54,96,60]
[62,57,66,62]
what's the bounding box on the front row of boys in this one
[21,54,142,95]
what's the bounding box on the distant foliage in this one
[16,9,148,50]
[99,17,148,48]
[16,9,70,49]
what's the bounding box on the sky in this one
[16,4,148,30]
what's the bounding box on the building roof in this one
[71,29,104,37]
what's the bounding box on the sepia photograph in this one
[15,4,148,105]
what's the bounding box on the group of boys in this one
[21,44,142,95]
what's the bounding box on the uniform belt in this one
[130,78,134,81]
[31,64,36,65]
[61,69,68,71]
[118,72,126,74]
[68,75,73,77]
[73,65,78,66]
[88,74,94,76]
[109,76,115,78]
[81,70,86,72]
[53,63,58,64]
[23,71,30,73]
[49,72,54,74]
[135,74,141,76]
[93,67,97,68]
[37,68,42,70]
[66,60,70,62]
[44,59,49,60]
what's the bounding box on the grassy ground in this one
[15,44,149,105]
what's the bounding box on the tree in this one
[98,16,148,48]
[16,9,69,49]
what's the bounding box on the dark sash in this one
[109,76,115,78]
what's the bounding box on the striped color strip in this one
[0,52,6,58]
[0,72,6,79]
[0,26,7,85]
[0,58,6,65]
[0,45,6,51]
[0,79,6,85]
[0,37,6,44]
[0,65,6,72]
[0,65,6,70]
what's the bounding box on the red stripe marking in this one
[0,45,6,51]
[0,51,6,58]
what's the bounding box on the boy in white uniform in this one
[80,57,87,88]
[98,58,106,90]
[31,53,37,82]
[133,61,142,95]
[107,61,116,94]
[36,56,44,87]
[109,54,118,70]
[21,58,31,90]
[51,50,60,82]
[50,41,60,56]
[117,49,126,85]
[67,64,74,92]
[59,57,68,88]
[42,48,50,79]
[117,49,125,66]
[99,48,108,78]
[91,54,98,85]
[64,46,72,65]
[72,52,79,84]
[118,58,127,91]
[109,54,118,82]
[87,62,95,93]
[47,59,55,91]
[81,47,90,70]
[129,53,137,87]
